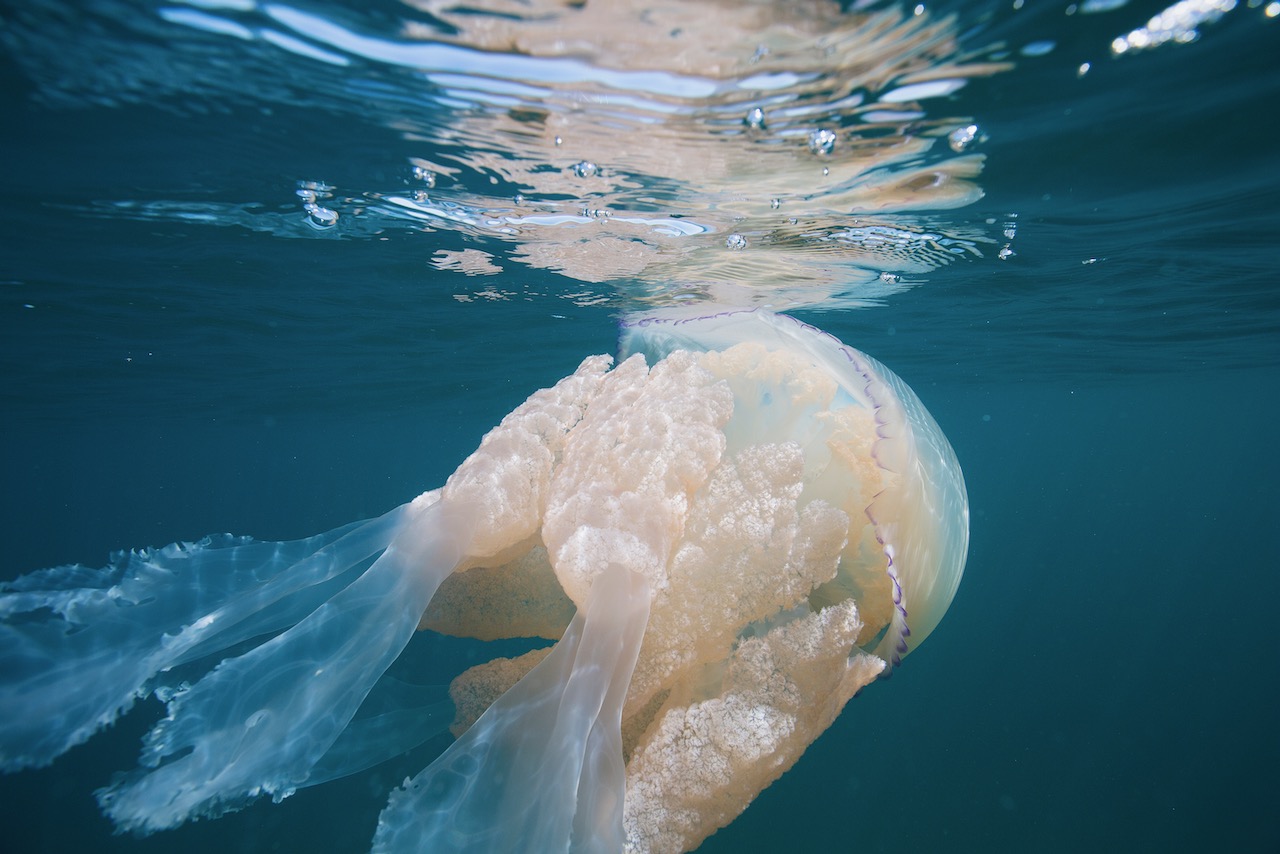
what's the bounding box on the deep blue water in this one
[2,0,1278,851]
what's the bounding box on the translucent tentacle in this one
[373,563,650,854]
[0,509,403,771]
[96,498,467,832]
[305,676,453,788]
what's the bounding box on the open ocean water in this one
[1,0,1277,851]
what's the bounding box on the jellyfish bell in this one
[0,308,967,853]
[619,306,969,665]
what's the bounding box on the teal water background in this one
[2,0,1278,851]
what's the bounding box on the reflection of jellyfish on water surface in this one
[0,308,967,852]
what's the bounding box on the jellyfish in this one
[0,307,967,853]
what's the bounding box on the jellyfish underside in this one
[0,310,968,853]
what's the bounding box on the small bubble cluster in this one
[297,181,338,229]
[807,129,837,156]
[304,204,339,228]
[725,233,749,250]
[948,124,980,152]
[998,213,1018,260]
[412,165,436,188]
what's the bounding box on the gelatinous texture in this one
[0,512,405,772]
[0,308,967,852]
[620,307,969,664]
[376,563,651,854]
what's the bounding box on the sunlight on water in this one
[5,0,1012,309]
[1109,0,1238,54]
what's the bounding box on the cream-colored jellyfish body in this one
[0,308,967,854]
[393,307,968,852]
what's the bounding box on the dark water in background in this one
[1,0,1278,851]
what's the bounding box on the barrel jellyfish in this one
[0,307,968,853]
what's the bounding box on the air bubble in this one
[304,203,338,229]
[808,128,837,155]
[725,233,748,250]
[412,166,436,187]
[572,160,599,178]
[744,107,767,129]
[1003,213,1018,241]
[948,124,979,152]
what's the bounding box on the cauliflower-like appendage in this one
[441,354,613,562]
[543,351,733,606]
[623,440,850,714]
[623,602,885,854]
